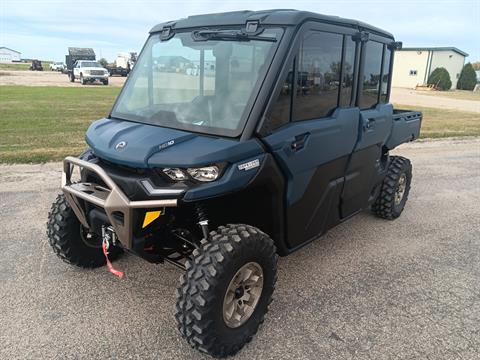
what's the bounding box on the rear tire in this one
[47,193,121,268]
[175,224,277,358]
[372,156,412,219]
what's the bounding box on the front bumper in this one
[62,156,177,249]
[85,75,108,81]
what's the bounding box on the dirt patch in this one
[0,70,126,87]
[391,87,480,113]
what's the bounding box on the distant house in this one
[0,47,21,63]
[392,47,468,89]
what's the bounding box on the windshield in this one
[81,61,101,67]
[111,28,283,137]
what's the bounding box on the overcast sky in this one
[1,0,479,62]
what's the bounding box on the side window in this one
[339,36,356,107]
[359,41,383,109]
[293,31,343,121]
[380,46,391,103]
[266,62,293,132]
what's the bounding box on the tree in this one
[98,58,108,67]
[472,62,480,71]
[457,63,477,90]
[427,67,452,90]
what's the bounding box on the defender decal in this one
[238,159,260,171]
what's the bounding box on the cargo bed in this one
[386,109,422,149]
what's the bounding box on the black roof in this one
[150,9,394,39]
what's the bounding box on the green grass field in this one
[0,86,479,163]
[393,104,480,138]
[0,62,52,71]
[0,86,121,163]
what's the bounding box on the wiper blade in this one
[192,30,277,42]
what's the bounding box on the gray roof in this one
[68,47,95,56]
[150,9,394,39]
[399,47,468,57]
[0,47,21,54]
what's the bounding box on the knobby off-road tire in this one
[47,193,121,268]
[372,156,412,219]
[175,224,278,358]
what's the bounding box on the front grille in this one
[90,70,105,75]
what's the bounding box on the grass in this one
[394,104,480,138]
[0,85,478,163]
[0,86,121,163]
[416,89,480,101]
[0,62,52,71]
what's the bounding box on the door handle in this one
[364,117,376,130]
[291,133,309,151]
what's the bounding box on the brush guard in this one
[61,156,178,250]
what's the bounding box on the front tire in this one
[47,194,121,268]
[80,74,86,85]
[372,155,412,219]
[175,224,278,358]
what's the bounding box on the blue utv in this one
[47,9,422,358]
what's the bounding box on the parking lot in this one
[0,138,479,359]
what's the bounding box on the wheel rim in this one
[222,262,264,328]
[395,173,407,205]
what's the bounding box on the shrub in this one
[457,63,477,90]
[98,58,108,68]
[427,67,452,90]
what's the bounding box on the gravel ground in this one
[0,70,126,87]
[0,138,479,359]
[390,87,480,113]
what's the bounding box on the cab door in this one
[340,37,394,217]
[261,25,360,249]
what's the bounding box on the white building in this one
[392,47,468,89]
[0,47,22,63]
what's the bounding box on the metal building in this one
[0,47,21,63]
[392,47,468,89]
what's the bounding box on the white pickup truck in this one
[72,60,109,85]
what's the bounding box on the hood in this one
[85,118,263,168]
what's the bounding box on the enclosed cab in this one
[47,10,421,358]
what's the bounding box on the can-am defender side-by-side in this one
[47,10,422,358]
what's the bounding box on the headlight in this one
[163,168,188,181]
[187,166,219,182]
[162,166,220,182]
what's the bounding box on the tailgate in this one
[385,110,422,149]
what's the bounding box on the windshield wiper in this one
[192,30,277,42]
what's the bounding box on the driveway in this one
[0,138,479,359]
[391,87,480,113]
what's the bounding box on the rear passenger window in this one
[293,31,343,121]
[359,41,383,109]
[339,36,356,106]
[380,47,391,103]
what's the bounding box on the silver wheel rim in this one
[222,262,264,328]
[395,173,407,205]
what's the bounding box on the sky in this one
[1,0,479,62]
